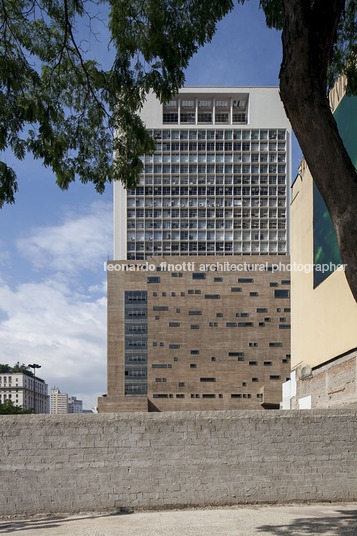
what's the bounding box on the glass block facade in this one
[126,126,288,260]
[117,89,290,261]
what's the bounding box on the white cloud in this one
[16,201,112,274]
[0,278,107,409]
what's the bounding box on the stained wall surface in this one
[1,410,357,516]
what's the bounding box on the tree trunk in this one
[279,0,357,301]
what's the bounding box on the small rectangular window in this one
[205,294,220,299]
[279,324,291,329]
[231,394,242,398]
[284,308,291,312]
[169,344,180,349]
[216,312,223,317]
[229,352,244,357]
[193,273,206,279]
[249,361,258,366]
[202,394,216,398]
[178,382,185,387]
[238,278,254,283]
[147,276,160,283]
[231,287,242,292]
[190,364,197,368]
[270,282,278,287]
[250,292,259,296]
[191,324,199,329]
[226,322,237,327]
[200,378,216,382]
[269,342,283,347]
[281,280,290,285]
[189,311,202,315]
[270,375,281,380]
[153,306,168,311]
[274,289,290,298]
[169,322,180,327]
[214,277,223,282]
[176,394,185,398]
[190,350,199,355]
[256,308,268,313]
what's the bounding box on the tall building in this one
[50,388,68,414]
[114,88,291,260]
[68,396,83,413]
[100,88,292,413]
[282,77,357,410]
[0,371,49,413]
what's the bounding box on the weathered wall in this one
[1,410,357,516]
[290,350,357,409]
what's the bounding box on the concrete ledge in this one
[1,410,357,515]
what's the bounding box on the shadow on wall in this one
[0,510,133,534]
[258,509,357,536]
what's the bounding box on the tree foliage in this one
[1,1,357,297]
[0,399,34,414]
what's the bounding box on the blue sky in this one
[0,0,302,410]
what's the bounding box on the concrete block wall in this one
[1,410,357,516]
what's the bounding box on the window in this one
[169,344,180,349]
[176,394,185,398]
[169,322,180,327]
[236,312,249,317]
[231,287,242,292]
[152,364,172,368]
[155,378,167,382]
[209,322,218,327]
[249,361,258,366]
[153,306,168,311]
[191,324,199,329]
[270,282,278,287]
[178,382,185,387]
[226,322,237,327]
[176,308,180,313]
[259,322,265,327]
[257,308,268,313]
[279,324,291,329]
[238,278,254,283]
[190,364,197,368]
[173,357,178,362]
[249,342,258,347]
[189,311,202,315]
[269,342,283,347]
[238,322,253,327]
[250,292,259,296]
[193,273,206,280]
[231,394,242,398]
[211,357,216,362]
[205,294,220,299]
[200,378,216,382]
[274,289,290,298]
[284,308,291,312]
[229,352,244,357]
[270,375,281,380]
[214,277,223,282]
[153,394,169,398]
[147,276,160,283]
[172,272,183,278]
[252,378,259,382]
[281,280,291,285]
[216,313,223,317]
[191,350,199,355]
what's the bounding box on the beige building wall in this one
[290,162,357,370]
[99,255,291,413]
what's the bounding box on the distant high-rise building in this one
[114,87,291,261]
[68,396,83,413]
[0,370,49,413]
[50,388,68,414]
